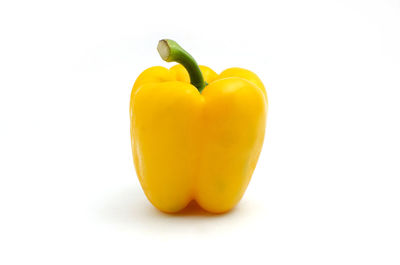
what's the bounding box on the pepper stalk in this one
[157,39,206,92]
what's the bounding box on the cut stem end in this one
[157,40,170,61]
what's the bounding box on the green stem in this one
[157,39,206,92]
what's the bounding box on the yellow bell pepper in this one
[130,39,268,213]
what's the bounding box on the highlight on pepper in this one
[130,39,268,213]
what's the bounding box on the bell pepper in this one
[130,39,268,213]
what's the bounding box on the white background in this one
[1,0,400,264]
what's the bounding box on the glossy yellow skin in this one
[130,64,268,213]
